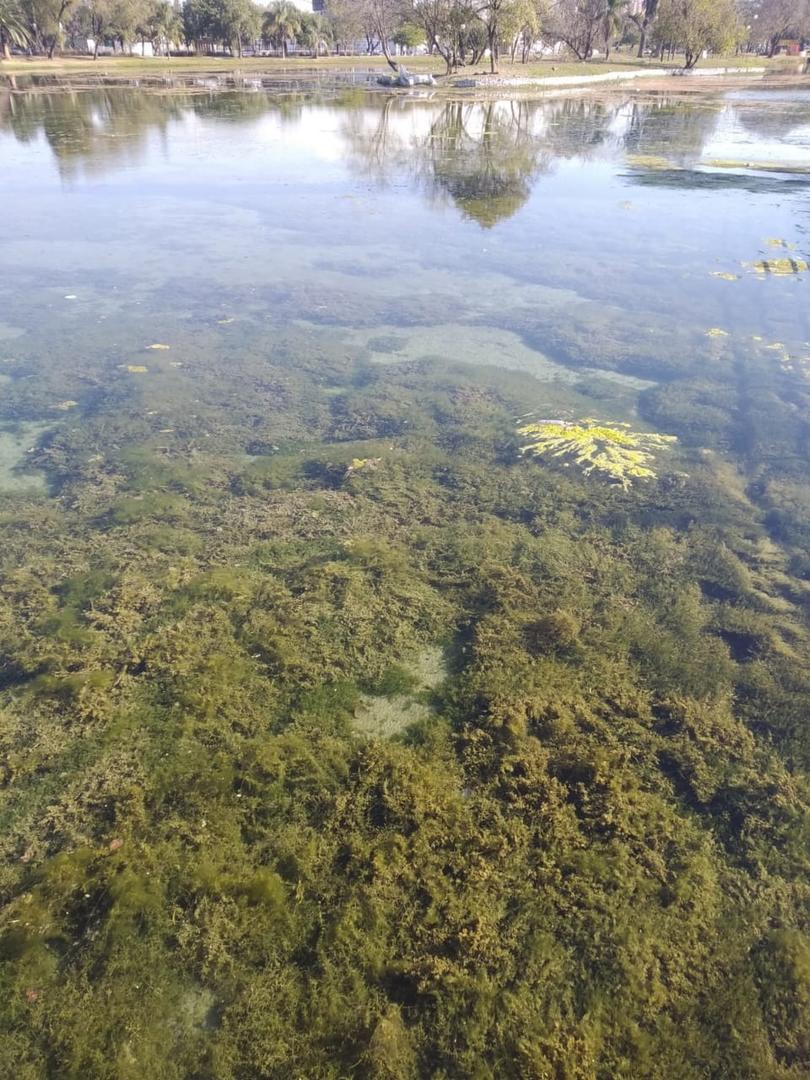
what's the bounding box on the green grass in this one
[0,50,797,80]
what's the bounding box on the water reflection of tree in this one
[419,101,550,227]
[341,96,665,226]
[733,100,810,141]
[344,99,553,228]
[0,83,304,177]
[622,97,721,162]
[0,89,182,177]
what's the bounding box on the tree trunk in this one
[48,39,57,59]
[1,35,10,62]
[488,27,497,73]
[637,26,646,57]
[93,36,100,59]
[379,32,398,70]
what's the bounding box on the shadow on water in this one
[627,168,810,194]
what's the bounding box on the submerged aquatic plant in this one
[517,418,676,490]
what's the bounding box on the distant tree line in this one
[1,0,809,68]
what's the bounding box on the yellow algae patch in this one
[625,154,676,170]
[147,343,171,350]
[746,258,809,276]
[52,400,78,410]
[711,272,739,281]
[347,457,381,473]
[705,160,810,175]
[518,418,676,491]
[706,328,729,338]
[125,365,149,374]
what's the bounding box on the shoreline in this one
[449,64,768,90]
[0,54,805,100]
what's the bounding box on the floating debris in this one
[706,328,729,338]
[517,418,676,491]
[52,400,78,410]
[765,238,797,250]
[746,258,808,277]
[711,272,740,281]
[63,295,77,300]
[147,343,171,350]
[125,365,149,374]
[217,318,235,325]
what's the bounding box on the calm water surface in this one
[0,76,809,488]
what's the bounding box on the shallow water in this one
[0,76,808,492]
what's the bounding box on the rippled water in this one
[0,75,808,490]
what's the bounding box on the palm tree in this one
[0,0,31,60]
[262,0,301,58]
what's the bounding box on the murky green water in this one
[0,77,808,490]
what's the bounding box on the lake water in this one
[1,75,809,498]
[3,73,810,1076]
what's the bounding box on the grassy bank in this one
[0,51,800,81]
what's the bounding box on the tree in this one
[474,0,507,73]
[750,0,810,56]
[298,10,332,55]
[405,0,475,74]
[23,0,77,57]
[180,0,259,54]
[74,0,113,58]
[629,0,659,56]
[219,0,260,56]
[107,0,149,53]
[141,0,182,55]
[501,0,544,63]
[0,0,31,57]
[262,0,301,57]
[327,0,363,52]
[392,20,425,51]
[365,0,402,69]
[654,0,741,67]
[601,0,628,59]
[545,0,606,60]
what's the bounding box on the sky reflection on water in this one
[0,78,808,491]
